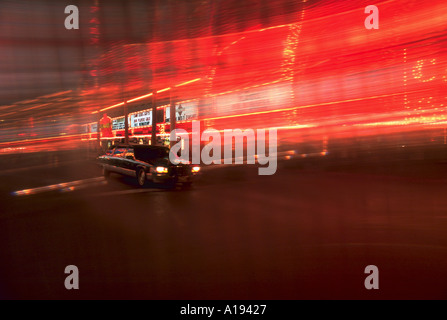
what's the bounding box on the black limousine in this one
[97,144,200,187]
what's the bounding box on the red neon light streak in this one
[127,92,154,103]
[156,87,171,93]
[175,78,201,87]
[99,102,124,112]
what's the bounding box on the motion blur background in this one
[1,0,446,157]
[1,0,447,300]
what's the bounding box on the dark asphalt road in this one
[1,153,447,299]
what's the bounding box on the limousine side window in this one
[124,148,135,160]
[112,148,127,157]
[105,147,115,156]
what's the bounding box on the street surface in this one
[1,151,447,299]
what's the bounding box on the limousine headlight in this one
[192,166,200,173]
[155,166,168,174]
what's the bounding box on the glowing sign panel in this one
[112,117,125,130]
[131,110,152,127]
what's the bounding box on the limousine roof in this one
[112,144,169,150]
[110,144,170,160]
